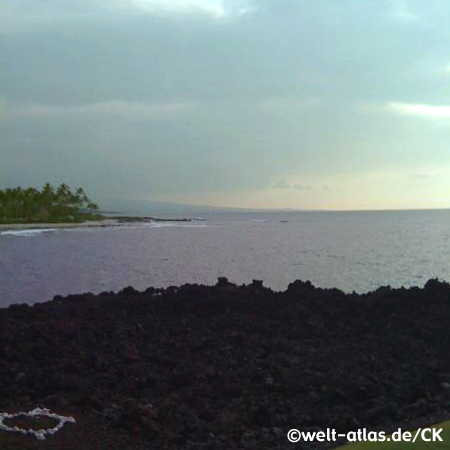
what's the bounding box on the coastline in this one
[1,278,449,449]
[0,216,193,232]
[0,219,120,231]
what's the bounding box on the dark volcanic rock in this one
[1,279,450,449]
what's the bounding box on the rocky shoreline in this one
[1,278,450,449]
[0,216,194,232]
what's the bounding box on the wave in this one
[1,228,58,236]
[142,222,208,228]
[0,222,210,236]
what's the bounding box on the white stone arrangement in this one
[0,407,76,440]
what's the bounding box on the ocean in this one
[1,210,450,308]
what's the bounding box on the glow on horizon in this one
[153,168,450,211]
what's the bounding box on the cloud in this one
[129,0,258,18]
[0,0,133,33]
[260,97,321,114]
[0,0,256,33]
[389,0,418,23]
[410,172,439,178]
[3,101,195,121]
[437,62,450,76]
[387,102,450,118]
[130,0,231,17]
[2,0,450,208]
[271,179,313,191]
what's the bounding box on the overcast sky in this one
[2,0,450,210]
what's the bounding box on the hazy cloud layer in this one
[387,102,450,118]
[2,0,450,209]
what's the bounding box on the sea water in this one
[1,210,450,307]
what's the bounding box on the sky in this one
[1,0,450,210]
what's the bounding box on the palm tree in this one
[0,183,101,222]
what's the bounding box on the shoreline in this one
[0,216,193,231]
[1,278,449,449]
[0,219,120,231]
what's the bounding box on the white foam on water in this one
[1,228,58,236]
[144,222,177,228]
[0,222,210,236]
[142,222,209,229]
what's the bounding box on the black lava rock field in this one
[1,278,450,449]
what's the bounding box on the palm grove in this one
[0,183,100,223]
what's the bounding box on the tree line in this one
[0,183,100,222]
